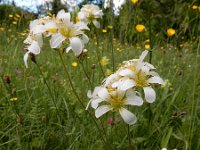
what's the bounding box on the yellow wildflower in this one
[105,69,112,76]
[145,39,150,43]
[8,29,12,32]
[12,21,17,25]
[136,24,145,32]
[9,14,13,18]
[131,0,138,4]
[100,56,109,66]
[107,25,113,29]
[102,29,107,33]
[71,62,78,67]
[0,27,5,31]
[161,79,172,89]
[20,32,26,36]
[10,97,18,101]
[15,14,21,18]
[167,28,175,37]
[198,6,200,11]
[192,5,198,10]
[145,44,150,49]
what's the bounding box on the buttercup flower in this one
[136,24,145,32]
[78,4,103,28]
[100,56,109,66]
[167,28,175,37]
[131,0,138,4]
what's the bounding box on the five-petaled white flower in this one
[50,9,89,55]
[87,84,143,125]
[78,4,103,28]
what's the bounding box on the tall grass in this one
[0,1,200,150]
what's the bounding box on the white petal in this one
[119,108,137,125]
[91,98,104,109]
[93,20,100,28]
[69,37,83,55]
[98,87,110,100]
[50,33,65,48]
[32,25,46,34]
[24,52,29,68]
[66,46,72,53]
[85,99,92,110]
[118,68,135,78]
[57,10,70,24]
[117,78,135,91]
[87,90,92,98]
[28,41,40,55]
[103,73,119,86]
[144,62,155,69]
[95,105,111,118]
[35,34,43,47]
[126,90,143,106]
[143,87,156,103]
[139,50,148,60]
[148,76,164,85]
[82,34,89,44]
[29,19,39,29]
[75,22,89,30]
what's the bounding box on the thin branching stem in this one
[35,63,63,121]
[57,50,111,148]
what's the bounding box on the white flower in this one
[104,50,164,103]
[104,0,126,16]
[23,33,43,68]
[50,9,89,55]
[78,4,103,28]
[87,86,143,125]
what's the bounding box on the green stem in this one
[57,50,109,148]
[110,0,115,72]
[95,28,106,78]
[127,124,132,150]
[79,59,93,89]
[148,7,152,64]
[35,63,62,121]
[188,38,199,150]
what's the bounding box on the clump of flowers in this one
[78,4,103,28]
[87,50,164,125]
[23,9,90,68]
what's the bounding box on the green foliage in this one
[0,1,200,150]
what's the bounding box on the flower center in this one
[88,13,95,21]
[134,70,148,87]
[108,91,125,110]
[60,25,74,38]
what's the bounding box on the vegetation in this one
[0,0,199,149]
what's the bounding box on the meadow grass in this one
[0,6,200,150]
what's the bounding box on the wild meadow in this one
[0,0,200,149]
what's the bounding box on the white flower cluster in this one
[24,4,103,68]
[78,4,103,28]
[87,50,164,125]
